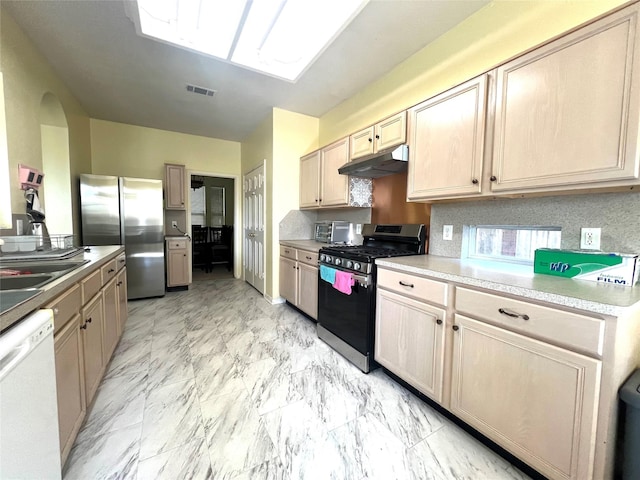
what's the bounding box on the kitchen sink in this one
[0,259,89,293]
[0,275,54,290]
[0,261,89,275]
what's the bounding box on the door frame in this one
[186,169,241,279]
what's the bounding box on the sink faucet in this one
[24,188,51,249]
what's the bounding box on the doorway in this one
[189,174,235,281]
[243,164,265,294]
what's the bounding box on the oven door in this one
[317,266,374,356]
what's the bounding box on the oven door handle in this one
[351,273,371,287]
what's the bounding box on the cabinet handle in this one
[368,138,373,143]
[490,175,497,182]
[498,308,529,320]
[472,178,478,184]
[306,256,312,260]
[108,268,115,273]
[80,323,88,330]
[398,280,414,288]
[117,281,123,286]
[452,325,459,331]
[436,319,443,325]
[183,254,186,257]
[375,134,380,139]
[119,258,125,263]
[86,317,92,324]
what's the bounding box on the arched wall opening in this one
[40,92,72,235]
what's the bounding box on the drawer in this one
[101,259,118,284]
[81,269,102,305]
[298,249,318,266]
[167,238,187,250]
[377,268,448,306]
[455,287,605,356]
[280,245,297,260]
[46,284,81,334]
[116,252,126,270]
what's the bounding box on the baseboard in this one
[264,293,285,305]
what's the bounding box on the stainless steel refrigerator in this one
[80,174,165,299]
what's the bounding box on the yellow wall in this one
[240,109,319,300]
[0,7,91,235]
[271,108,318,299]
[319,0,629,145]
[90,119,241,180]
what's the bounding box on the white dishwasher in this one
[0,308,62,479]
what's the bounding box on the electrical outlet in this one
[443,225,453,241]
[356,223,362,234]
[580,227,601,250]
[16,219,23,235]
[171,221,178,229]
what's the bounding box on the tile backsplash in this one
[429,191,640,257]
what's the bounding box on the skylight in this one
[131,0,367,82]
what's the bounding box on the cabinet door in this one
[54,314,86,466]
[375,111,406,152]
[102,279,119,364]
[350,126,375,160]
[491,5,640,192]
[297,263,318,320]
[167,249,189,287]
[82,294,105,406]
[320,137,350,207]
[375,289,446,402]
[279,256,298,305]
[300,151,320,208]
[451,314,601,480]
[165,163,186,209]
[116,268,128,336]
[407,75,487,200]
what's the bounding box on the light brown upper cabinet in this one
[350,111,407,160]
[299,150,321,208]
[407,75,488,200]
[300,137,359,209]
[491,4,640,193]
[164,163,186,210]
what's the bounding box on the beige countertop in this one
[376,254,640,317]
[279,239,328,252]
[0,245,124,332]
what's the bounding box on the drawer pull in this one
[284,249,290,254]
[108,268,115,274]
[498,308,529,321]
[306,256,312,260]
[117,281,123,286]
[398,281,414,288]
[452,325,459,331]
[436,319,443,325]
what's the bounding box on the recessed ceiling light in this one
[127,0,368,82]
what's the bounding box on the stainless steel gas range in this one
[317,224,426,372]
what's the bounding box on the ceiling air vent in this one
[186,84,216,97]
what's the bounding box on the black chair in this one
[191,225,211,272]
[210,225,232,271]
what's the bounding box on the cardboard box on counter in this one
[534,248,640,287]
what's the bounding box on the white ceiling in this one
[2,0,489,142]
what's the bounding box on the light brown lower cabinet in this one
[279,245,318,320]
[450,314,601,480]
[116,268,128,335]
[374,288,446,403]
[81,292,105,406]
[54,313,86,467]
[102,278,119,364]
[166,238,189,287]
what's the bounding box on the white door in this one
[243,164,265,294]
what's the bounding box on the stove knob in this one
[353,262,361,271]
[335,258,342,266]
[320,254,326,262]
[324,255,330,263]
[346,260,354,269]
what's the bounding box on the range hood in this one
[338,145,408,178]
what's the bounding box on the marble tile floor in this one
[63,277,533,480]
